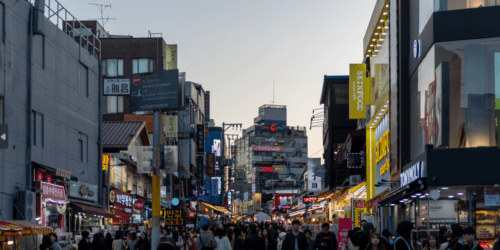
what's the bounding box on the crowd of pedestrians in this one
[39,218,500,250]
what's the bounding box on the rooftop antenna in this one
[271,80,275,104]
[89,3,116,29]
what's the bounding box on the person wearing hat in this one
[354,223,376,250]
[314,223,338,250]
[282,220,308,250]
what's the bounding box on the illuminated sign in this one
[274,156,284,161]
[376,130,390,175]
[252,146,280,152]
[258,166,284,172]
[349,64,371,119]
[303,196,318,203]
[102,154,110,171]
[400,161,425,188]
[262,125,284,131]
[164,209,184,226]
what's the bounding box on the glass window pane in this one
[133,60,138,74]
[118,59,124,76]
[102,60,106,76]
[150,59,154,72]
[103,96,107,114]
[139,59,149,73]
[118,96,124,113]
[107,96,117,113]
[107,59,118,77]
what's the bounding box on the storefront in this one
[379,147,500,250]
[109,189,133,229]
[35,181,67,231]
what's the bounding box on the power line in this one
[89,3,116,29]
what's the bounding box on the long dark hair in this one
[115,231,123,240]
[92,233,102,244]
[42,235,52,246]
[367,233,386,250]
[216,228,227,239]
[262,229,270,239]
[426,235,441,250]
[227,228,234,242]
[131,232,137,241]
[105,233,113,242]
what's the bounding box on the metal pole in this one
[151,110,161,250]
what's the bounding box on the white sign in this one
[116,194,132,207]
[400,161,425,187]
[160,187,167,198]
[275,190,299,194]
[413,40,421,58]
[104,79,130,95]
[265,137,276,142]
[252,183,256,193]
[485,195,500,206]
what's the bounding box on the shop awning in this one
[200,201,232,214]
[349,182,366,194]
[72,202,115,218]
[331,186,349,201]
[0,221,52,236]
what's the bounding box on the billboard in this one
[349,64,371,119]
[251,145,280,152]
[164,146,178,173]
[212,139,221,157]
[205,91,210,121]
[164,116,177,140]
[130,70,180,112]
[196,125,205,155]
[165,45,177,70]
[307,158,323,191]
[104,79,130,95]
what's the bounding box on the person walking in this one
[112,231,126,250]
[380,230,392,247]
[277,228,287,250]
[450,224,464,250]
[177,230,193,250]
[394,221,413,250]
[104,233,114,250]
[438,227,449,245]
[197,224,218,250]
[160,235,176,250]
[190,230,199,250]
[241,224,265,250]
[458,227,483,250]
[366,234,386,250]
[422,235,441,250]
[234,228,244,250]
[304,230,314,250]
[78,231,92,250]
[268,224,277,243]
[129,232,139,250]
[263,229,277,250]
[135,233,151,250]
[227,228,235,250]
[354,223,376,250]
[49,233,62,250]
[147,229,153,242]
[314,223,338,250]
[347,230,359,250]
[42,235,54,250]
[215,228,232,250]
[281,220,308,250]
[91,233,106,250]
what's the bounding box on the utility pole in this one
[151,110,161,250]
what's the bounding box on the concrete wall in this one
[0,0,100,219]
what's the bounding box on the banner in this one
[337,218,353,250]
[207,153,215,177]
[352,199,367,228]
[349,64,371,119]
[196,124,205,155]
[102,154,110,171]
[164,116,178,140]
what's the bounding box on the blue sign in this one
[172,198,180,206]
[130,70,180,112]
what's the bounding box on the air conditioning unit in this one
[15,190,37,222]
[349,175,362,187]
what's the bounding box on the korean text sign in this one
[164,209,184,226]
[337,218,353,250]
[41,182,66,200]
[113,190,133,218]
[130,70,180,112]
[207,153,215,177]
[352,199,367,228]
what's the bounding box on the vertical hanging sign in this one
[349,64,371,119]
[197,124,205,155]
[207,153,215,178]
[352,198,367,228]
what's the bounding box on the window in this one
[104,96,124,114]
[78,132,88,163]
[435,0,500,12]
[104,59,123,77]
[31,111,44,147]
[118,59,124,76]
[132,59,154,73]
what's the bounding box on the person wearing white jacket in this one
[277,231,287,250]
[215,228,232,250]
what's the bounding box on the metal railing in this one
[27,0,101,59]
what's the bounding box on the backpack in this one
[391,237,411,250]
[200,236,215,250]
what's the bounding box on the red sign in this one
[270,125,276,132]
[133,75,141,85]
[337,218,353,250]
[134,200,145,211]
[252,146,280,152]
[303,196,318,203]
[55,169,71,179]
[207,153,215,177]
[261,167,274,172]
[369,196,382,209]
[41,182,66,200]
[113,190,132,219]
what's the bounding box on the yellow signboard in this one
[165,45,178,70]
[102,154,110,171]
[349,64,371,119]
[352,199,367,228]
[164,116,177,139]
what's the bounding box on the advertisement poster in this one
[337,218,353,250]
[352,199,366,228]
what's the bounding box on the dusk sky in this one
[64,0,377,160]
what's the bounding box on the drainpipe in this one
[26,6,34,191]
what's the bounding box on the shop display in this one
[477,210,497,224]
[476,225,495,239]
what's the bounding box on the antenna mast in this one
[89,3,116,29]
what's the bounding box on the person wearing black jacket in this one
[314,223,338,250]
[282,220,308,250]
[136,233,152,250]
[450,224,464,250]
[268,224,277,243]
[263,229,277,250]
[104,233,114,250]
[234,228,244,250]
[355,223,376,250]
[91,233,106,250]
[394,221,413,250]
[78,231,92,250]
[242,224,266,250]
